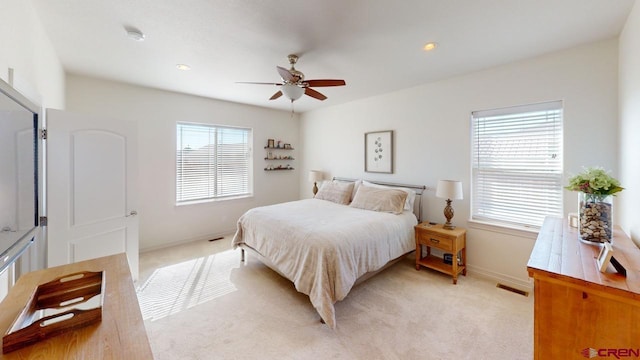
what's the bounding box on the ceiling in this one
[30,0,636,113]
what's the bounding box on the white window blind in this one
[471,101,563,228]
[176,123,252,203]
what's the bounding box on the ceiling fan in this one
[238,54,346,102]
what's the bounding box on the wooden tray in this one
[2,271,105,354]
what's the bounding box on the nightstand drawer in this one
[418,233,453,251]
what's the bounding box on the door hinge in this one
[39,216,48,226]
[40,128,47,140]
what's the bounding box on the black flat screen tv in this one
[0,79,39,273]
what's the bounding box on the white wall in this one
[65,75,300,251]
[0,0,65,108]
[0,0,64,279]
[299,39,619,289]
[619,1,640,246]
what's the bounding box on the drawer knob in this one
[430,238,440,244]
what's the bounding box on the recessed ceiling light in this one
[176,64,191,71]
[423,42,437,51]
[125,27,145,41]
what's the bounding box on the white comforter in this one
[232,198,417,328]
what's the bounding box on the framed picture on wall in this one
[365,130,393,173]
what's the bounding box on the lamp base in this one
[443,199,455,230]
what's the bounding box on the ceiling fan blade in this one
[269,91,283,100]
[304,87,327,101]
[304,79,346,87]
[236,81,283,86]
[277,66,294,82]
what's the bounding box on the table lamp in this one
[436,180,463,230]
[308,170,323,196]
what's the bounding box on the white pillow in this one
[325,179,362,202]
[362,180,415,212]
[349,184,408,214]
[351,179,362,202]
[314,181,354,205]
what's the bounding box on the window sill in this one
[176,194,253,207]
[467,219,539,240]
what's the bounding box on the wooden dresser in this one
[0,253,153,359]
[527,217,640,359]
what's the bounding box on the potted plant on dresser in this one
[565,167,624,244]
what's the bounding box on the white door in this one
[46,109,139,280]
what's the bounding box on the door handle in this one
[126,210,138,217]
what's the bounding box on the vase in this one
[578,192,613,244]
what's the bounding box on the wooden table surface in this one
[527,216,640,297]
[527,217,640,359]
[0,253,153,359]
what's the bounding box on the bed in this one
[232,178,426,328]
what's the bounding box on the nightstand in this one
[415,223,466,284]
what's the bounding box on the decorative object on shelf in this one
[264,165,294,171]
[365,130,393,173]
[308,170,323,196]
[264,140,295,171]
[264,145,294,150]
[264,155,294,160]
[435,180,463,230]
[566,167,623,244]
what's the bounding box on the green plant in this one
[566,167,623,201]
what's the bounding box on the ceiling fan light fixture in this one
[281,83,304,101]
[238,54,345,102]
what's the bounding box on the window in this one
[471,101,563,228]
[176,123,252,203]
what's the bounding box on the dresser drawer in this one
[417,232,453,251]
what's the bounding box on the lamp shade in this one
[308,170,323,183]
[281,83,304,101]
[436,180,463,200]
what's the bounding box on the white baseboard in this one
[466,264,533,292]
[140,228,236,253]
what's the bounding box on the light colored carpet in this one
[137,237,533,360]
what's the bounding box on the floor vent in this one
[496,283,529,297]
